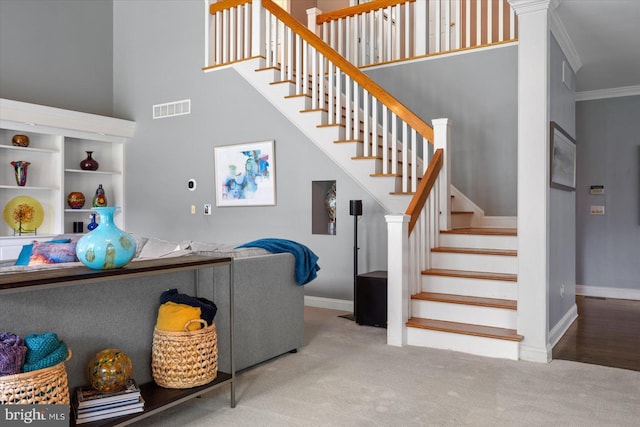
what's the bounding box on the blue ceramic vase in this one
[76,207,136,269]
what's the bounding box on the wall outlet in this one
[590,205,605,215]
[204,204,212,215]
[190,205,196,215]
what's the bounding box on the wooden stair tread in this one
[441,227,517,236]
[423,268,517,282]
[451,210,474,215]
[407,317,523,342]
[412,292,517,309]
[432,247,517,256]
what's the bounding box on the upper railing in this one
[309,0,518,68]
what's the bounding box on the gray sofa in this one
[0,237,305,391]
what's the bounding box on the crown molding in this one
[576,85,640,101]
[549,3,582,73]
[508,0,552,15]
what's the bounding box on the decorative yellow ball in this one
[87,349,133,392]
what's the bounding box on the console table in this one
[0,255,235,426]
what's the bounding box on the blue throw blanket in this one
[236,238,320,285]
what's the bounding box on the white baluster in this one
[465,0,471,48]
[385,6,393,61]
[391,113,398,175]
[476,0,482,46]
[498,0,505,42]
[382,105,389,173]
[368,11,375,65]
[311,47,318,109]
[354,81,360,143]
[402,122,409,193]
[371,98,378,156]
[295,34,302,93]
[328,62,335,123]
[434,0,442,53]
[302,40,309,96]
[433,118,451,231]
[230,6,236,62]
[345,77,352,139]
[363,90,370,156]
[411,128,417,192]
[287,27,293,81]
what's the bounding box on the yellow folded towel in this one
[156,302,202,332]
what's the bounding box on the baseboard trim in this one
[549,303,578,349]
[519,343,552,363]
[576,285,640,301]
[304,295,353,312]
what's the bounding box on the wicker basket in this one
[0,349,72,405]
[151,319,218,389]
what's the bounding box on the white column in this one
[306,7,322,36]
[385,214,409,347]
[251,0,265,58]
[508,0,551,363]
[414,0,428,55]
[432,118,451,231]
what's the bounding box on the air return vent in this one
[153,99,191,119]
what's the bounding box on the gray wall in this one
[548,34,577,330]
[112,0,387,301]
[0,0,114,116]
[576,95,640,293]
[363,45,518,216]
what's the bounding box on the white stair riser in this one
[438,233,517,250]
[421,275,517,300]
[411,300,517,329]
[431,252,518,274]
[407,327,519,360]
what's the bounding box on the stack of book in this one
[73,379,145,424]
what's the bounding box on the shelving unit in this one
[0,255,236,426]
[0,98,135,260]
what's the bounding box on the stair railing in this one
[207,0,434,194]
[206,0,450,347]
[307,0,518,68]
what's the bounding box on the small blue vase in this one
[76,207,136,269]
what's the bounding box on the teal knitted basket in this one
[0,348,71,405]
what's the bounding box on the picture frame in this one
[214,140,276,206]
[550,122,576,191]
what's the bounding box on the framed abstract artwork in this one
[550,122,576,191]
[214,140,276,206]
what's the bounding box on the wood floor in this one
[553,295,640,372]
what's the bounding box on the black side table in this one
[355,270,387,328]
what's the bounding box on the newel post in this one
[306,7,322,36]
[252,0,265,58]
[385,214,409,347]
[432,118,451,231]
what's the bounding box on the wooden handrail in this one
[260,0,434,143]
[405,148,443,235]
[317,0,415,25]
[210,0,251,15]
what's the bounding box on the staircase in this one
[206,0,522,361]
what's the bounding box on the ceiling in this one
[554,0,640,93]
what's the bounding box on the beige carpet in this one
[134,307,640,426]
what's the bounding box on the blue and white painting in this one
[214,140,276,206]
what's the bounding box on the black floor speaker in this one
[355,270,387,328]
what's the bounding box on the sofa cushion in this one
[28,241,78,265]
[15,238,72,266]
[138,238,181,258]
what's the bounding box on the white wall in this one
[548,34,577,331]
[576,95,640,299]
[112,0,388,302]
[0,0,114,116]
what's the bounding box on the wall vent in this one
[153,99,191,119]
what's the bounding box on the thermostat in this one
[187,179,197,191]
